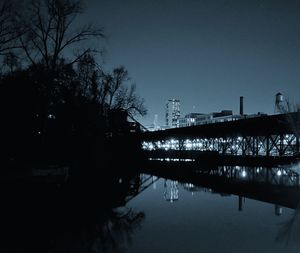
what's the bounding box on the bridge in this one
[140,112,300,160]
[141,160,300,210]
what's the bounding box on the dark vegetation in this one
[0,0,147,166]
[0,2,147,250]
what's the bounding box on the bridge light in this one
[186,143,192,149]
[277,170,282,176]
[241,170,247,178]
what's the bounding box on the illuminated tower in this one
[165,99,180,128]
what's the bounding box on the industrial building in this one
[158,94,284,130]
[178,110,236,127]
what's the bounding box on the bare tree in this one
[77,53,98,97]
[103,66,147,117]
[107,67,129,109]
[98,71,111,111]
[18,0,104,72]
[2,51,21,73]
[76,62,147,117]
[114,83,147,117]
[0,0,21,55]
[12,0,104,138]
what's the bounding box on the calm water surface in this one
[123,171,300,253]
[2,162,300,253]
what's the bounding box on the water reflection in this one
[3,160,300,252]
[0,168,146,253]
[161,178,292,216]
[139,160,300,250]
[163,180,179,202]
[197,165,300,187]
[276,202,300,246]
[93,207,144,253]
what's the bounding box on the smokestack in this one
[240,96,244,115]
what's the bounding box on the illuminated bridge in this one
[140,112,300,159]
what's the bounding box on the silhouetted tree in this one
[17,0,104,72]
[114,82,147,117]
[0,0,22,55]
[77,53,101,99]
[12,0,104,142]
[0,1,147,163]
[76,57,147,117]
[2,51,21,73]
[107,67,129,109]
[104,66,147,117]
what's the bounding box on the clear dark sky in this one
[82,0,300,127]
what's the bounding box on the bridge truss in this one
[141,112,300,157]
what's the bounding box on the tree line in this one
[0,0,147,163]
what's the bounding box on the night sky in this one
[82,0,300,127]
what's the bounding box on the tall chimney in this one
[240,96,244,115]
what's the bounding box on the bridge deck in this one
[140,112,300,158]
[141,112,300,140]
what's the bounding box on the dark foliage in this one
[0,60,144,164]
